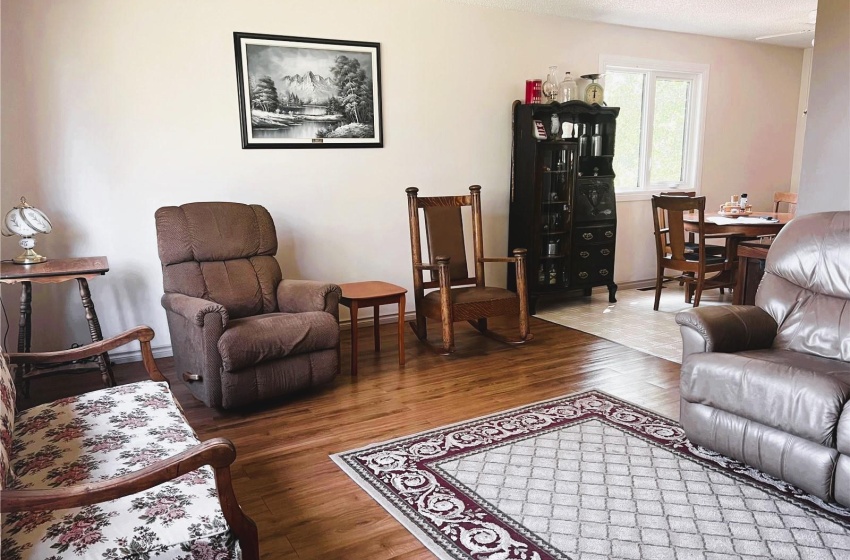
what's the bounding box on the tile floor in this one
[534,284,733,363]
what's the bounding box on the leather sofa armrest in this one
[161,293,228,329]
[676,305,777,360]
[277,280,342,319]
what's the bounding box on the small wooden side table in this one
[338,281,407,376]
[734,240,772,305]
[0,256,116,396]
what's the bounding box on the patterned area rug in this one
[332,391,850,560]
[534,286,733,363]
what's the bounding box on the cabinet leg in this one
[608,282,618,303]
[583,287,592,297]
[529,296,538,315]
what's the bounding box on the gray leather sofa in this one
[676,211,849,507]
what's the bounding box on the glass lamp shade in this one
[1,197,53,264]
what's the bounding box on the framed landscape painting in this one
[234,32,383,149]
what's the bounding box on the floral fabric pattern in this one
[0,351,16,489]
[0,381,238,559]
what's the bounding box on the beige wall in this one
[1,0,803,356]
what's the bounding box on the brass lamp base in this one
[12,248,47,264]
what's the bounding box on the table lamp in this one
[1,196,53,264]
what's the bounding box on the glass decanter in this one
[542,66,559,103]
[558,72,578,103]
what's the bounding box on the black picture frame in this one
[233,32,383,149]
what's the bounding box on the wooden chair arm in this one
[5,326,166,383]
[478,257,516,263]
[414,263,440,271]
[479,247,527,265]
[0,438,235,513]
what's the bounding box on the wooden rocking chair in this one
[406,185,532,355]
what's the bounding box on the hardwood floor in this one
[22,316,682,559]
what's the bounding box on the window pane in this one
[606,71,645,191]
[650,78,691,184]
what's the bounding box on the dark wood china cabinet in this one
[508,100,620,313]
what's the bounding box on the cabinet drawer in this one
[574,225,616,245]
[575,245,614,261]
[572,257,615,284]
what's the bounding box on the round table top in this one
[339,281,407,300]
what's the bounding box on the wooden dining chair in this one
[406,185,532,355]
[773,192,798,214]
[659,191,725,257]
[651,195,736,310]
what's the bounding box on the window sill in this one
[615,189,701,202]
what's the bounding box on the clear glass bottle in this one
[542,66,559,103]
[558,72,578,103]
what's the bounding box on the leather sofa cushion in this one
[218,312,339,372]
[681,349,850,448]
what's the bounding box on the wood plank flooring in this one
[22,316,681,559]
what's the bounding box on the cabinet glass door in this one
[537,143,575,289]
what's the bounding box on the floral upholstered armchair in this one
[0,327,258,559]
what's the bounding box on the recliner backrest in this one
[155,202,282,319]
[756,211,850,361]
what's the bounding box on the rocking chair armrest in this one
[0,438,236,513]
[479,248,528,265]
[5,326,166,382]
[414,263,439,271]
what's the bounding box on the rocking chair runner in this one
[406,185,533,354]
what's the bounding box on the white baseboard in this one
[108,344,173,364]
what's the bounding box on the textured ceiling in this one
[448,0,818,48]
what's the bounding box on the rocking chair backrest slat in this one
[423,206,469,282]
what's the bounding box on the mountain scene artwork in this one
[245,42,378,141]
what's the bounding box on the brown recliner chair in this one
[676,211,850,507]
[155,202,342,409]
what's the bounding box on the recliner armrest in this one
[676,305,777,360]
[161,293,228,329]
[277,280,342,318]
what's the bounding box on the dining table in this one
[682,211,794,303]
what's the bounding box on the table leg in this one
[77,278,116,387]
[397,294,405,367]
[373,305,381,352]
[17,282,32,397]
[350,301,359,376]
[734,256,747,305]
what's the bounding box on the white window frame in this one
[600,55,710,201]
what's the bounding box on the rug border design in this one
[331,390,849,560]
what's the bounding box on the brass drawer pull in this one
[580,251,590,258]
[582,233,593,240]
[604,230,614,238]
[599,269,610,277]
[600,248,610,256]
[578,271,589,279]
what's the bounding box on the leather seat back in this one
[756,211,850,361]
[155,202,282,319]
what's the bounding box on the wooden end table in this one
[338,281,407,376]
[0,256,116,396]
[734,239,772,305]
